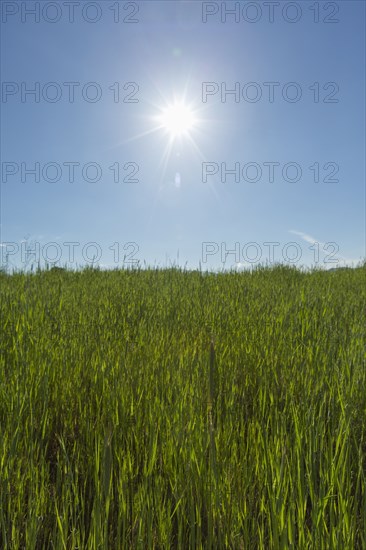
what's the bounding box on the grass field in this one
[0,265,365,549]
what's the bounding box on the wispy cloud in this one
[290,229,361,268]
[289,230,321,246]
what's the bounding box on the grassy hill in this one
[1,265,365,548]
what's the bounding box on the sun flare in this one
[158,102,196,138]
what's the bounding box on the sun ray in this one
[106,85,222,234]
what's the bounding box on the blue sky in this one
[1,0,365,270]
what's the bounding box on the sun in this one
[158,101,197,138]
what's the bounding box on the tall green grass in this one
[0,265,365,548]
